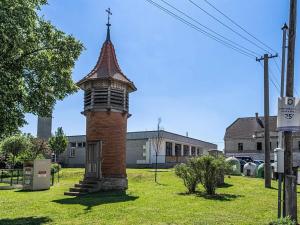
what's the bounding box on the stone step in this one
[74,183,95,189]
[64,191,86,196]
[79,180,98,185]
[69,187,89,193]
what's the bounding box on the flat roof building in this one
[58,130,217,168]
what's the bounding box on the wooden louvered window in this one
[84,90,92,107]
[110,89,124,108]
[94,89,108,105]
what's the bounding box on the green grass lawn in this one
[0,168,299,225]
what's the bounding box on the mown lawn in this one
[0,168,299,225]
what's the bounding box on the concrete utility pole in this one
[278,23,288,219]
[284,0,297,221]
[256,53,278,188]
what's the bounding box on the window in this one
[238,143,243,151]
[298,141,300,151]
[175,144,181,156]
[270,142,272,150]
[183,145,189,156]
[257,142,262,151]
[70,142,76,148]
[83,142,86,147]
[197,148,201,156]
[191,146,196,156]
[166,142,173,156]
[69,148,75,158]
[78,142,83,148]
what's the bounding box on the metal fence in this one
[0,168,59,187]
[0,169,23,186]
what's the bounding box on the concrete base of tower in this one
[97,177,128,191]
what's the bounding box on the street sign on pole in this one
[277,97,300,132]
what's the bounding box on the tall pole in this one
[279,23,288,219]
[264,54,271,189]
[257,53,278,188]
[284,0,297,221]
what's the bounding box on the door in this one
[85,141,101,179]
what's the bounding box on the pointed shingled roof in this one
[77,26,136,91]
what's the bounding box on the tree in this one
[48,127,68,162]
[19,137,51,162]
[0,135,31,168]
[0,0,84,139]
[153,118,163,183]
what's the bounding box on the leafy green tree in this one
[48,127,68,162]
[19,137,51,162]
[0,0,84,139]
[0,135,31,168]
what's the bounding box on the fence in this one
[0,168,60,187]
[0,169,23,186]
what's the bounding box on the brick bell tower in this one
[76,9,136,191]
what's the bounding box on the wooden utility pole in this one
[256,53,278,188]
[284,0,297,221]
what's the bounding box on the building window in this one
[298,141,300,151]
[183,145,189,156]
[78,142,82,148]
[166,142,173,156]
[83,142,86,147]
[175,144,181,156]
[238,143,243,151]
[270,142,272,150]
[70,142,76,148]
[69,148,75,158]
[191,146,196,156]
[257,142,262,151]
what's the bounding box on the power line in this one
[145,0,257,59]
[202,0,278,54]
[188,0,276,54]
[158,0,260,57]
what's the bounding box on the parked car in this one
[235,156,254,163]
[254,160,264,165]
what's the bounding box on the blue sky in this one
[21,0,299,150]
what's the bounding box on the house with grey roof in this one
[58,130,217,168]
[224,115,300,164]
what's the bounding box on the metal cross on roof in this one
[106,8,112,26]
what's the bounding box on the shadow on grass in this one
[148,170,171,173]
[178,191,243,201]
[0,216,51,225]
[218,183,233,188]
[52,191,138,211]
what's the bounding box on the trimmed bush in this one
[175,162,198,193]
[175,156,229,195]
[197,155,228,195]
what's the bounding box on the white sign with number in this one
[277,97,300,131]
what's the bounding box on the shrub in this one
[197,155,228,195]
[269,217,296,225]
[175,156,229,195]
[175,162,199,193]
[51,163,61,174]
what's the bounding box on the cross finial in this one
[106,8,112,26]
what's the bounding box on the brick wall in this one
[86,111,127,178]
